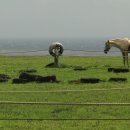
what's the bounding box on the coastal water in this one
[0,38,120,56]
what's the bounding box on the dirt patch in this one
[0,74,10,82]
[74,67,87,71]
[69,78,102,84]
[36,75,56,83]
[108,68,129,73]
[80,78,101,83]
[13,72,58,84]
[108,78,127,82]
[19,69,37,73]
[12,78,29,84]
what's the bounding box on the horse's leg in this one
[122,52,125,65]
[125,52,129,65]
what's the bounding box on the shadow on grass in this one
[45,62,87,69]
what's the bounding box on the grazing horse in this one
[104,38,130,65]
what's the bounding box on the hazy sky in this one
[0,0,130,38]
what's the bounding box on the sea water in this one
[0,37,120,56]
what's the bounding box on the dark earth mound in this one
[108,68,129,73]
[108,78,127,82]
[13,72,57,84]
[0,74,10,82]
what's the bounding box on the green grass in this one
[0,55,130,129]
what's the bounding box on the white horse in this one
[104,38,130,65]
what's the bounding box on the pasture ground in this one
[0,56,130,129]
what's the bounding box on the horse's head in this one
[104,40,111,54]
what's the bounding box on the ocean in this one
[0,38,120,56]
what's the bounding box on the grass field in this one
[0,55,130,130]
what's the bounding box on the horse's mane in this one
[122,37,129,40]
[111,37,129,42]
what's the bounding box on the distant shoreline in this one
[0,51,121,56]
[0,37,122,56]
